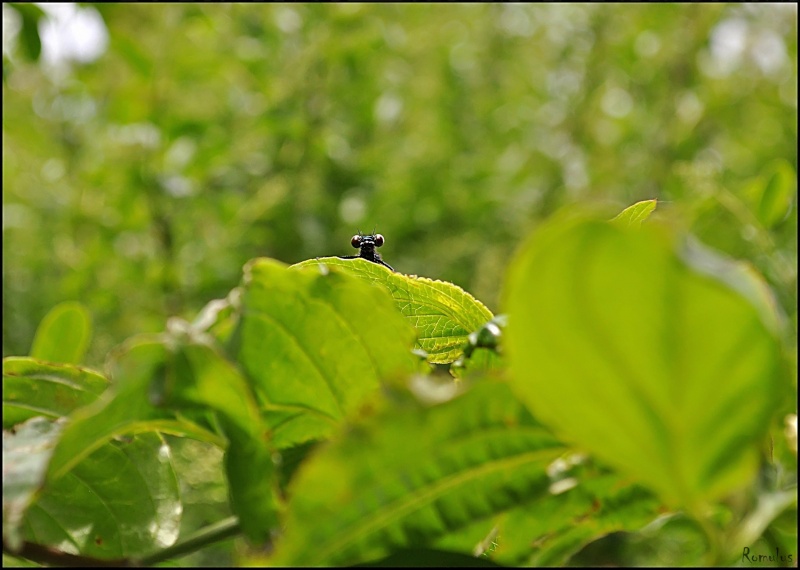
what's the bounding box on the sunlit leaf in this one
[46,339,219,481]
[505,214,785,510]
[291,257,493,364]
[22,431,181,559]
[43,334,276,544]
[611,199,658,228]
[2,357,182,560]
[2,357,108,429]
[29,301,92,365]
[162,334,278,543]
[237,258,418,448]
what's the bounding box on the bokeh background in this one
[3,3,797,365]
[2,3,797,565]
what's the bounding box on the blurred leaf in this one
[190,293,240,347]
[270,381,566,566]
[745,160,797,229]
[440,453,663,566]
[45,339,220,481]
[2,357,182,560]
[8,3,44,61]
[22,431,181,559]
[680,236,785,336]
[452,347,504,379]
[112,34,153,77]
[238,258,418,448]
[509,480,661,566]
[729,489,797,558]
[2,417,64,551]
[2,357,108,429]
[353,548,506,567]
[504,214,785,511]
[29,302,92,365]
[611,199,658,228]
[292,258,494,364]
[162,334,278,543]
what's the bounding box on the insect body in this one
[339,232,394,271]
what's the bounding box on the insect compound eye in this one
[374,234,385,247]
[351,235,362,248]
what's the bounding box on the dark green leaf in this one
[9,3,44,62]
[271,381,566,566]
[353,547,507,567]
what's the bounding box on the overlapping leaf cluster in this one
[3,201,796,567]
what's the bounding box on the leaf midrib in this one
[301,444,563,565]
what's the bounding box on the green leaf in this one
[237,258,418,448]
[504,214,785,511]
[291,257,493,364]
[2,357,109,429]
[46,339,220,481]
[8,3,44,62]
[22,431,181,559]
[2,358,182,560]
[353,548,507,567]
[745,159,797,229]
[611,199,658,228]
[495,474,661,566]
[271,381,566,566]
[42,334,276,543]
[432,454,662,566]
[112,34,154,77]
[2,417,64,551]
[161,333,278,543]
[29,302,92,365]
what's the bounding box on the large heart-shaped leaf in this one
[291,257,493,363]
[504,214,785,511]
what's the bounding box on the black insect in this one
[339,232,394,271]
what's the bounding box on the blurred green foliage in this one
[3,7,796,565]
[3,3,796,366]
